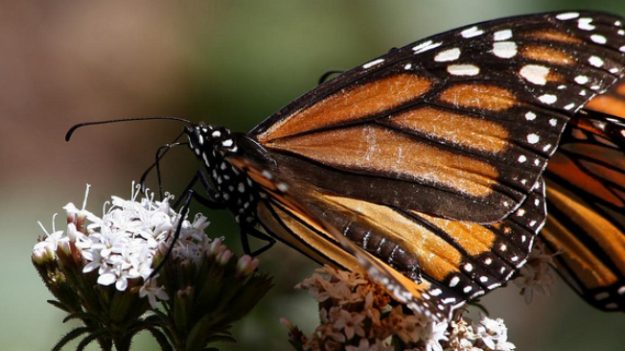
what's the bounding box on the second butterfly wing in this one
[543,77,625,312]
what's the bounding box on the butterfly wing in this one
[249,11,625,223]
[228,143,547,321]
[543,80,625,311]
[586,75,625,119]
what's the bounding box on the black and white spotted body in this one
[185,123,260,226]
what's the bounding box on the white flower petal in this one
[97,272,117,286]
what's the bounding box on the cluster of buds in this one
[32,184,272,351]
[283,266,516,351]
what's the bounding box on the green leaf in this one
[52,327,90,351]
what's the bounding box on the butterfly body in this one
[184,124,258,220]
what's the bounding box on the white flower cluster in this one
[34,184,215,307]
[446,315,515,351]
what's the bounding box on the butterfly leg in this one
[140,141,186,199]
[173,170,223,209]
[239,225,276,256]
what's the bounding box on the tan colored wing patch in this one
[265,124,498,197]
[387,107,509,154]
[542,215,617,289]
[546,183,625,278]
[416,212,497,257]
[521,45,575,66]
[256,201,351,268]
[547,152,624,207]
[322,194,463,281]
[256,195,442,318]
[586,95,625,119]
[586,80,625,119]
[522,29,583,44]
[438,84,517,111]
[257,74,432,143]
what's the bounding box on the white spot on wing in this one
[538,94,557,104]
[461,26,484,38]
[575,75,589,84]
[578,17,596,31]
[519,64,550,85]
[493,29,512,41]
[434,48,461,62]
[591,34,607,44]
[447,64,480,76]
[556,12,580,20]
[491,41,517,58]
[449,276,460,287]
[413,40,442,54]
[527,133,540,144]
[362,58,385,69]
[589,55,604,67]
[525,111,536,120]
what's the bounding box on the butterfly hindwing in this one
[230,147,547,320]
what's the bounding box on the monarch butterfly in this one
[67,11,625,321]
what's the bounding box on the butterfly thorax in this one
[185,123,259,224]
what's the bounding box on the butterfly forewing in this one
[249,11,625,224]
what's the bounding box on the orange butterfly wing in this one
[543,76,625,311]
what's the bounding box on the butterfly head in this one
[185,123,259,217]
[185,123,239,158]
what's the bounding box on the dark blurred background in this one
[4,1,625,350]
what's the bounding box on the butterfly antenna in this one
[65,116,191,142]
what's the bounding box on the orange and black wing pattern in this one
[227,11,625,320]
[543,78,625,312]
[585,75,625,119]
[230,149,547,321]
[250,11,625,224]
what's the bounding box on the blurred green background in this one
[4,1,625,350]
